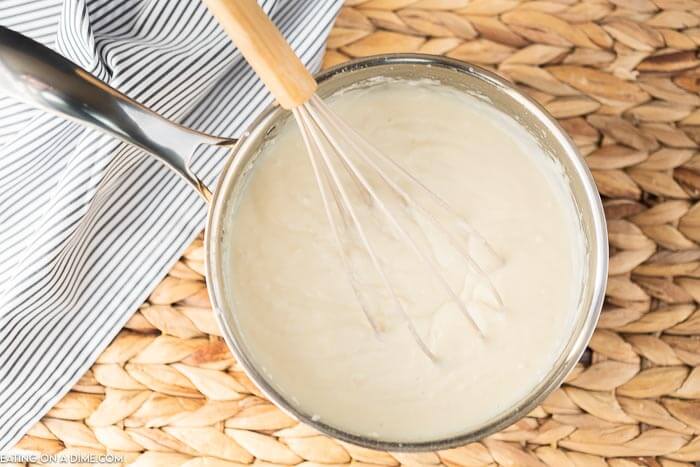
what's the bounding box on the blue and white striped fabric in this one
[0,0,341,451]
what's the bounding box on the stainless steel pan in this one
[0,26,607,451]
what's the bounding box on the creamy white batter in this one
[223,79,585,442]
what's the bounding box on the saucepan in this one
[0,26,607,451]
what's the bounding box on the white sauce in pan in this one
[224,79,585,442]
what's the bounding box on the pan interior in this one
[208,57,605,451]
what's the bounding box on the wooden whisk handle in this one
[203,0,318,109]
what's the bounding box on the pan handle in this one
[0,26,236,201]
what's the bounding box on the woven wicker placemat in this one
[9,1,700,466]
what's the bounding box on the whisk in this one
[205,0,504,361]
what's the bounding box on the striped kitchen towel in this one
[0,0,341,451]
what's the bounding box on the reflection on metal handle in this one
[0,26,236,201]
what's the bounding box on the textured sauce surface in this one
[223,80,585,442]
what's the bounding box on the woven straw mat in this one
[9,0,700,466]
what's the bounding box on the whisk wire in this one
[305,99,486,336]
[295,106,437,362]
[308,95,505,312]
[294,107,382,336]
